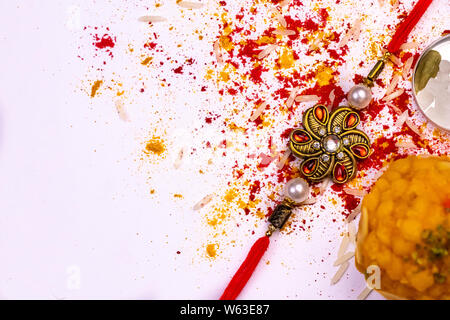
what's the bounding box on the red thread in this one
[220,236,270,300]
[387,0,433,53]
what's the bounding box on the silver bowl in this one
[412,34,450,132]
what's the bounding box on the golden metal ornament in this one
[289,105,371,184]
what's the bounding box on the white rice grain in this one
[286,87,299,108]
[277,149,291,170]
[395,110,409,128]
[329,89,335,111]
[272,29,296,36]
[331,261,349,285]
[389,54,403,67]
[400,42,419,50]
[395,140,417,149]
[138,16,167,23]
[357,286,373,300]
[174,148,185,169]
[384,74,400,97]
[348,221,356,245]
[295,95,320,103]
[351,19,362,40]
[271,9,287,28]
[303,198,317,205]
[319,177,332,195]
[115,100,129,122]
[387,102,402,114]
[338,33,350,48]
[250,101,268,121]
[337,235,350,258]
[257,44,277,59]
[334,251,355,266]
[382,88,404,102]
[346,202,362,222]
[193,194,214,211]
[177,1,204,9]
[392,0,399,10]
[338,18,362,47]
[405,119,421,136]
[309,38,320,51]
[214,40,223,65]
[402,56,414,80]
[343,187,367,197]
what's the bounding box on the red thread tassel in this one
[220,236,270,300]
[387,0,433,53]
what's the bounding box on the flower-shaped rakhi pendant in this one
[289,105,371,184]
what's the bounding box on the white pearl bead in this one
[347,84,372,110]
[284,178,310,204]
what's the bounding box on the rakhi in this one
[220,0,434,300]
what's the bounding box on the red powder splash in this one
[94,34,115,49]
[210,3,446,224]
[92,33,116,58]
[80,2,448,234]
[331,184,360,216]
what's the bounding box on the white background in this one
[0,0,448,299]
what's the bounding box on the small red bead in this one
[334,163,347,182]
[303,159,317,174]
[314,105,327,122]
[351,145,368,157]
[345,113,358,128]
[293,130,310,143]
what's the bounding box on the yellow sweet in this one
[356,156,450,300]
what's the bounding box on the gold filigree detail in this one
[289,105,371,184]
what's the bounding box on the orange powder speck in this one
[207,213,226,226]
[141,57,153,66]
[224,189,237,202]
[90,80,103,98]
[144,137,166,155]
[205,69,214,80]
[174,194,183,199]
[256,35,276,45]
[316,65,334,86]
[150,189,155,194]
[219,35,234,51]
[206,244,217,258]
[256,209,265,219]
[219,70,230,82]
[278,48,294,69]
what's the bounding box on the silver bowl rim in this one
[411,34,450,132]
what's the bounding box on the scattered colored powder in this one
[278,48,295,69]
[315,65,334,86]
[94,34,115,49]
[206,244,217,258]
[219,35,234,51]
[80,2,449,243]
[144,137,166,155]
[224,189,238,202]
[141,57,152,66]
[90,80,103,98]
[331,184,360,215]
